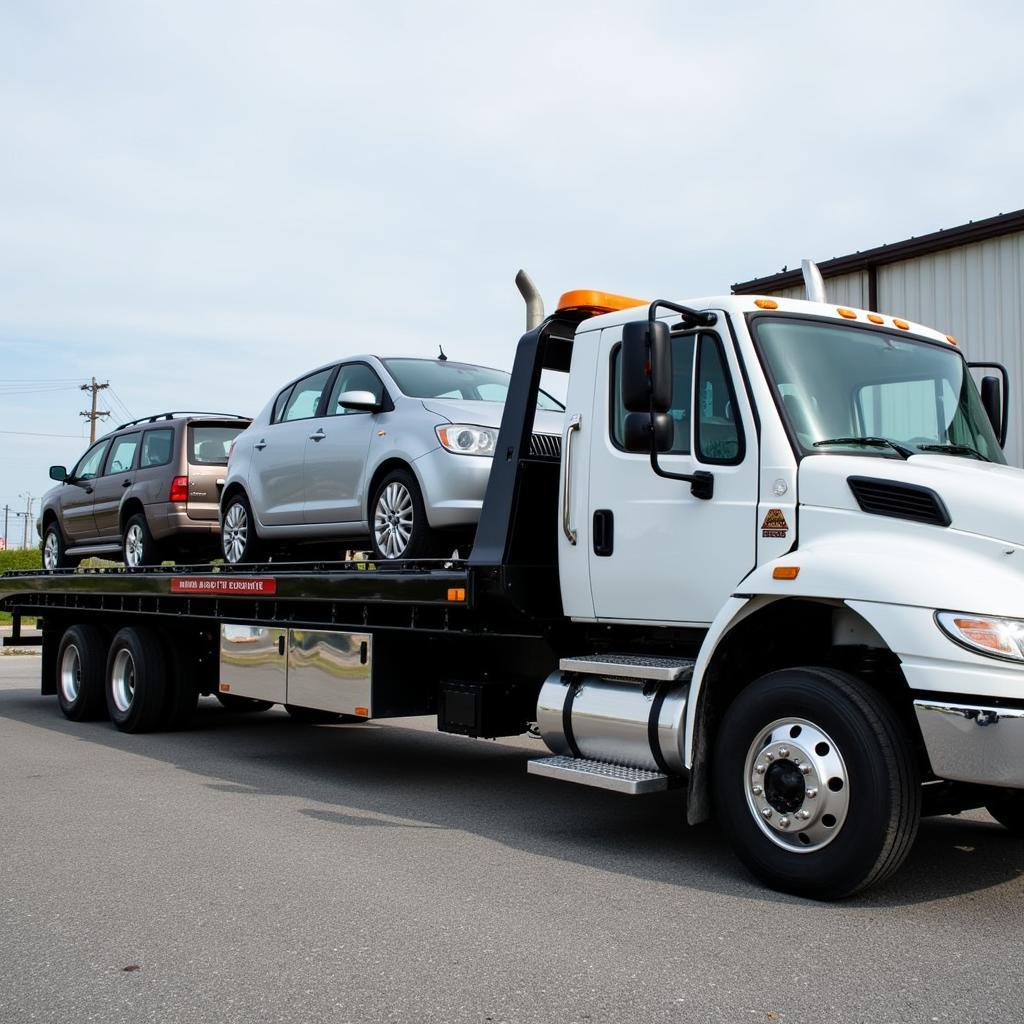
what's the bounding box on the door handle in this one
[84,485,94,495]
[593,509,614,556]
[122,479,132,488]
[254,439,267,451]
[561,414,582,545]
[308,428,326,442]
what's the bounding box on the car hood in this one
[419,399,564,437]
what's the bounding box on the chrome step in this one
[559,653,695,683]
[527,755,670,795]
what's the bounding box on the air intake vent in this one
[847,476,950,527]
[529,432,562,460]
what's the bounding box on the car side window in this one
[695,334,744,464]
[73,440,111,481]
[140,428,174,468]
[610,335,696,454]
[281,370,332,422]
[106,433,140,475]
[271,385,294,424]
[327,363,385,416]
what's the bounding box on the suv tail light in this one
[169,476,189,503]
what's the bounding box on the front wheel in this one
[712,667,920,900]
[221,493,263,564]
[369,469,435,560]
[43,522,77,570]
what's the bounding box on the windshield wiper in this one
[813,436,913,459]
[915,442,991,462]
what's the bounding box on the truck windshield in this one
[753,318,1005,464]
[383,358,564,411]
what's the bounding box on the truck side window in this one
[695,335,743,464]
[610,335,695,453]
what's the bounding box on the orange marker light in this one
[447,587,466,602]
[354,706,369,718]
[866,313,884,325]
[946,335,958,346]
[219,683,231,692]
[837,307,857,319]
[893,318,910,330]
[754,298,779,310]
[555,289,648,317]
[772,566,800,580]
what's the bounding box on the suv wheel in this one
[43,522,76,570]
[222,493,262,564]
[123,513,163,567]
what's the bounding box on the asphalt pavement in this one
[1,653,1023,1024]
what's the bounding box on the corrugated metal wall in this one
[763,232,1024,465]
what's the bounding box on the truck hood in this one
[420,399,564,437]
[798,453,1024,546]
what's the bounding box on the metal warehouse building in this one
[733,209,1024,465]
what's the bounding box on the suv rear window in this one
[189,425,245,465]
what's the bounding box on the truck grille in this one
[847,476,951,527]
[529,432,562,460]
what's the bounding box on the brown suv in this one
[39,412,251,568]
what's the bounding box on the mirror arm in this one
[647,413,714,500]
[647,299,717,329]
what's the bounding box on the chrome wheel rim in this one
[373,482,413,559]
[223,503,248,563]
[110,648,136,713]
[743,717,850,853]
[124,523,144,567]
[60,644,81,703]
[43,531,59,570]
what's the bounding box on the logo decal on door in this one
[761,508,789,539]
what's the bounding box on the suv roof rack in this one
[114,411,249,430]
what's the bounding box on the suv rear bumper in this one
[914,698,1024,788]
[148,504,221,541]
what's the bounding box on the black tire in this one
[712,667,920,900]
[221,492,263,564]
[43,521,78,570]
[162,637,200,730]
[216,692,274,712]
[55,624,109,721]
[105,626,169,733]
[369,468,436,560]
[986,793,1024,836]
[123,512,163,568]
[285,704,343,724]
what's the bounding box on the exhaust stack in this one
[515,269,544,331]
[801,259,827,303]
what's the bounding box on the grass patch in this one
[0,550,42,572]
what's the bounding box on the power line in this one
[0,429,85,438]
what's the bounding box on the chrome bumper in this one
[914,699,1024,788]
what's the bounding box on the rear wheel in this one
[285,704,343,724]
[216,692,274,712]
[105,626,169,733]
[222,493,262,564]
[712,667,920,900]
[123,513,163,567]
[56,624,108,721]
[986,793,1024,836]
[370,469,435,560]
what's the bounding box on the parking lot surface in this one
[1,654,1023,1024]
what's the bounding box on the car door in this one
[251,368,335,527]
[303,362,383,525]
[585,322,758,625]
[60,439,111,543]
[92,432,140,540]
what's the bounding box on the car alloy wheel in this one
[223,502,248,563]
[43,530,60,570]
[124,522,145,567]
[373,481,414,558]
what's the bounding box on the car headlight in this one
[936,610,1024,662]
[435,424,497,457]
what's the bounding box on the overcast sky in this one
[2,0,1024,539]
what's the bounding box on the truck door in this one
[586,321,758,624]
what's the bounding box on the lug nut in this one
[807,788,818,799]
[779,816,790,827]
[765,752,775,762]
[778,747,790,758]
[799,810,811,820]
[752,785,763,796]
[800,764,811,775]
[762,807,772,819]
[755,764,766,775]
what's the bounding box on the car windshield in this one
[753,318,1005,464]
[382,358,564,411]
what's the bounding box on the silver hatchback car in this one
[220,355,563,562]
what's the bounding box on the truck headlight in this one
[936,611,1024,662]
[435,424,497,457]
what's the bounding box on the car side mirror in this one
[337,390,381,412]
[623,412,673,453]
[621,320,672,413]
[981,375,1003,443]
[49,465,68,482]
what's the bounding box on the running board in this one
[559,653,695,683]
[527,755,669,795]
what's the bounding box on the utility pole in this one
[80,377,111,443]
[1,504,8,550]
[18,494,34,550]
